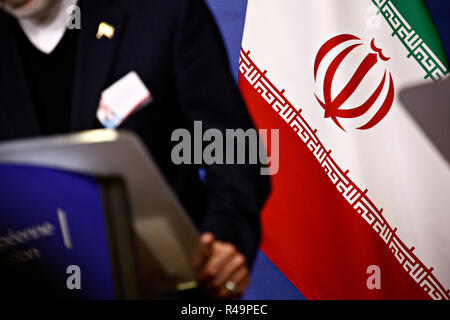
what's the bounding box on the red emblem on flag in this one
[314,34,395,131]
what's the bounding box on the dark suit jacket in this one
[0,0,270,265]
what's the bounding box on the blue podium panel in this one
[0,165,115,299]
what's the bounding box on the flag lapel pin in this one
[96,22,115,39]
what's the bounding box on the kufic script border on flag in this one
[372,0,449,81]
[239,49,450,300]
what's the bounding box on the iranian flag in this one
[239,0,450,299]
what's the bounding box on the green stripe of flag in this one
[391,0,448,66]
[373,0,449,80]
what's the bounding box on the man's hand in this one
[195,233,250,299]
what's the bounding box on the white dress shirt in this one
[18,0,78,54]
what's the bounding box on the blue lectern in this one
[0,130,199,299]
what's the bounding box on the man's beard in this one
[0,0,59,19]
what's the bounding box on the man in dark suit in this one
[0,0,270,298]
